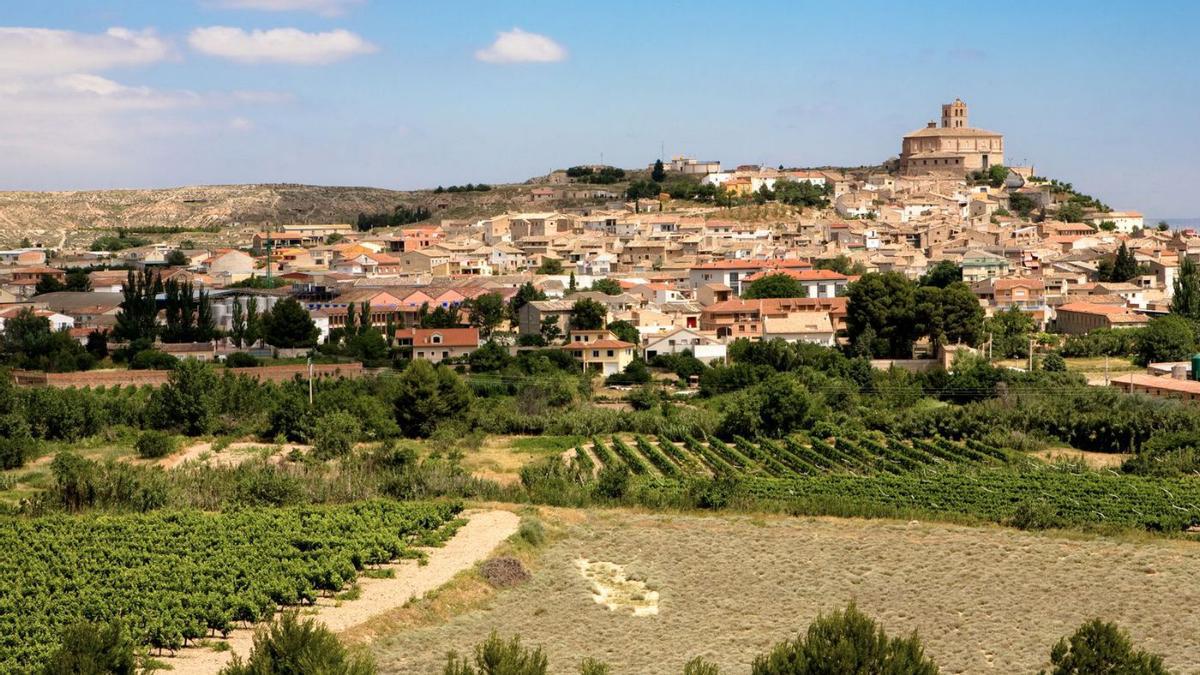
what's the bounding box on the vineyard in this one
[0,500,463,671]
[572,432,1012,479]
[571,434,1200,531]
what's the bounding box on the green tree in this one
[1045,619,1169,675]
[814,255,866,276]
[919,260,962,288]
[539,316,563,344]
[166,249,189,266]
[1043,352,1067,372]
[444,632,548,675]
[152,358,219,435]
[536,258,564,275]
[773,179,832,208]
[467,340,511,372]
[262,297,318,349]
[983,306,1036,359]
[244,296,262,347]
[0,307,95,372]
[1110,242,1139,283]
[345,328,390,366]
[718,373,827,439]
[41,620,140,675]
[420,303,461,329]
[391,359,473,437]
[34,274,65,295]
[606,320,640,345]
[915,283,983,348]
[64,269,92,292]
[230,299,248,348]
[1057,201,1086,223]
[1136,315,1197,366]
[468,292,506,338]
[651,159,666,183]
[742,273,804,299]
[509,282,546,322]
[751,603,939,675]
[1157,220,1170,232]
[569,299,607,331]
[846,272,918,358]
[312,411,362,459]
[1170,257,1200,320]
[626,179,663,200]
[221,612,376,675]
[114,269,162,343]
[590,278,622,295]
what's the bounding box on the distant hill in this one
[0,183,531,249]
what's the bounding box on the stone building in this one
[899,99,1004,176]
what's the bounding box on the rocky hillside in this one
[0,183,533,249]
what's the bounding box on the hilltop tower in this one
[899,98,1002,175]
[941,98,968,129]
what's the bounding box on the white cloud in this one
[0,27,170,76]
[475,28,566,64]
[188,26,377,64]
[210,0,364,17]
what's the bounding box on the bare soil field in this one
[373,510,1200,674]
[1033,447,1132,469]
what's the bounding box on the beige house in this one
[565,329,635,376]
[395,327,480,363]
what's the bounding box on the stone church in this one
[899,99,1004,176]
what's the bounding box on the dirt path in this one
[164,509,520,674]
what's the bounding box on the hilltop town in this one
[8,99,1200,674]
[0,99,1188,388]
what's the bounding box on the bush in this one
[1136,315,1197,366]
[41,620,138,675]
[312,411,362,460]
[444,632,548,675]
[135,430,176,459]
[1042,352,1067,372]
[751,603,938,674]
[129,349,178,370]
[1009,499,1063,530]
[220,612,375,675]
[225,352,260,368]
[1047,619,1169,674]
[595,464,630,499]
[267,391,313,443]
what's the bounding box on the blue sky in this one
[1,1,1197,217]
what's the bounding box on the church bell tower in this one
[941,98,968,128]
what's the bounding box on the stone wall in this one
[12,362,364,388]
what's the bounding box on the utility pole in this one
[1028,337,1034,371]
[307,355,314,405]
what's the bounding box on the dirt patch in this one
[1034,447,1131,469]
[159,441,309,470]
[480,556,531,588]
[576,559,659,616]
[163,509,519,675]
[374,510,1200,674]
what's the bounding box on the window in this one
[607,350,614,357]
[432,334,442,344]
[592,350,599,357]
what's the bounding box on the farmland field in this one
[373,508,1200,673]
[0,500,463,671]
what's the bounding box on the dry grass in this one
[372,509,1200,674]
[1034,447,1131,469]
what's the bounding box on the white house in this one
[762,312,835,346]
[643,327,727,364]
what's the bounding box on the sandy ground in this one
[164,509,519,675]
[374,510,1200,674]
[1034,447,1131,469]
[159,441,309,470]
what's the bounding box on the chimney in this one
[1173,364,1188,380]
[926,121,937,129]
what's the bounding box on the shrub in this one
[151,359,219,436]
[1042,352,1067,372]
[444,632,548,675]
[683,657,722,675]
[220,612,375,675]
[135,430,176,459]
[751,603,938,675]
[312,411,362,460]
[267,391,313,443]
[129,349,178,370]
[224,352,260,368]
[40,620,138,675]
[1046,619,1169,675]
[517,516,545,547]
[1009,499,1064,530]
[594,464,630,500]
